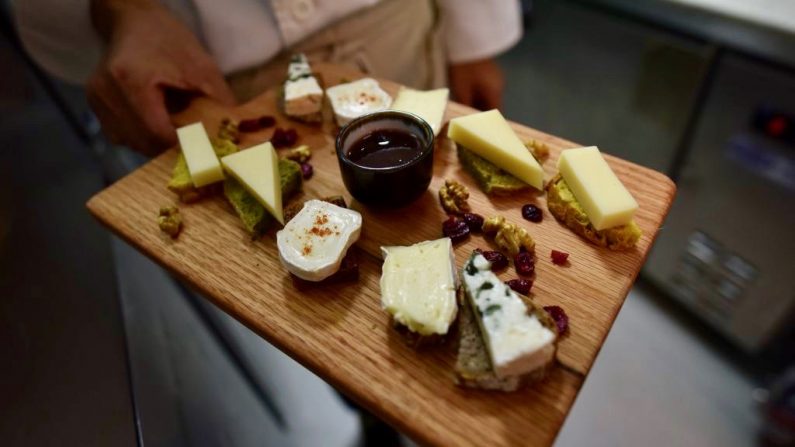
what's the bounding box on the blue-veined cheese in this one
[380,238,458,336]
[284,54,323,120]
[276,200,362,282]
[462,253,556,378]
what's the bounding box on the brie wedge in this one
[380,238,458,336]
[326,78,392,126]
[276,200,362,281]
[462,253,556,378]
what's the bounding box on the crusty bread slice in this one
[168,137,238,203]
[454,290,557,392]
[546,174,641,250]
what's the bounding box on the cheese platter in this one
[87,61,676,447]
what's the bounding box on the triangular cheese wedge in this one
[391,87,449,136]
[221,142,284,224]
[447,109,544,190]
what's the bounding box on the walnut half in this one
[526,139,550,162]
[439,179,471,215]
[482,215,534,256]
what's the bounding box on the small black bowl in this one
[335,110,435,208]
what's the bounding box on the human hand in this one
[448,58,505,111]
[87,0,235,155]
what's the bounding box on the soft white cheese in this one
[176,122,225,187]
[462,253,556,378]
[276,200,362,282]
[380,238,458,336]
[326,78,392,126]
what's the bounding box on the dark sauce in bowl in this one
[336,111,434,208]
[346,129,423,169]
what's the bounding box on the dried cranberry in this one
[462,213,484,232]
[258,115,276,128]
[543,305,569,334]
[505,278,533,295]
[271,127,298,148]
[514,251,535,276]
[442,217,470,243]
[551,249,569,265]
[300,163,313,179]
[479,250,508,271]
[238,118,262,133]
[521,204,543,223]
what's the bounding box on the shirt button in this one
[292,0,315,22]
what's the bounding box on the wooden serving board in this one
[87,63,675,447]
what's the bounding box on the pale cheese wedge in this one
[447,109,544,190]
[176,122,225,187]
[221,142,284,224]
[390,87,449,136]
[557,146,638,230]
[380,238,458,336]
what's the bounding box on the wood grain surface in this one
[87,63,676,447]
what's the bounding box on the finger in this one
[87,73,130,146]
[189,61,237,106]
[124,83,178,154]
[451,77,474,108]
[201,74,236,106]
[477,82,503,110]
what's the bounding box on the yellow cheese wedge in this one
[176,122,225,187]
[447,109,544,190]
[557,146,638,231]
[221,142,284,224]
[390,87,449,136]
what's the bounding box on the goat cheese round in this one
[326,78,392,126]
[277,200,362,281]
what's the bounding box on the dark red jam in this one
[346,128,423,169]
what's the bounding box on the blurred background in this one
[1,0,793,446]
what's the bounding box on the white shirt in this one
[12,0,522,84]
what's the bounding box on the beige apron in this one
[226,0,446,102]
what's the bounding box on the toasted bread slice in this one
[457,146,531,195]
[546,174,641,250]
[454,290,556,392]
[168,135,239,203]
